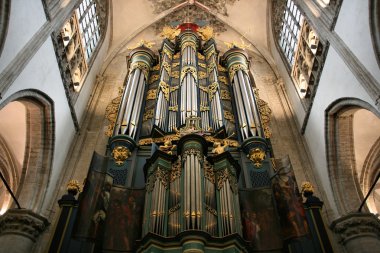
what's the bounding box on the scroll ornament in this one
[247,148,266,167]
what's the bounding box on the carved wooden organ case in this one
[104,29,292,252]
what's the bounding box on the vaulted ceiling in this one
[107,0,274,66]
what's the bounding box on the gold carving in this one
[224,110,235,123]
[301,181,314,194]
[67,180,81,193]
[149,74,160,84]
[172,62,180,68]
[159,140,176,155]
[105,87,123,137]
[204,135,239,148]
[206,49,215,60]
[173,53,180,59]
[220,90,231,100]
[130,61,150,80]
[171,71,180,79]
[170,158,181,182]
[160,26,181,40]
[218,76,228,85]
[197,26,214,41]
[228,63,248,82]
[170,85,179,92]
[127,39,155,50]
[218,65,227,72]
[198,53,205,60]
[198,71,207,80]
[146,89,157,100]
[162,47,173,59]
[181,41,196,52]
[247,148,266,167]
[162,61,171,75]
[153,64,160,71]
[200,105,210,112]
[207,62,216,74]
[208,82,218,101]
[112,146,131,166]
[212,141,228,155]
[224,38,252,50]
[143,109,154,121]
[159,80,170,101]
[204,160,215,183]
[254,89,272,138]
[180,66,197,83]
[216,168,238,193]
[168,105,178,111]
[198,62,206,69]
[199,85,208,93]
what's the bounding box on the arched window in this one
[273,0,326,107]
[52,0,107,102]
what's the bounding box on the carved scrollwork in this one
[143,109,154,121]
[220,89,231,100]
[170,157,182,182]
[172,62,180,68]
[105,87,123,136]
[149,74,160,84]
[208,82,218,101]
[218,75,228,85]
[162,61,171,75]
[216,168,238,193]
[180,66,197,83]
[207,61,216,74]
[218,64,227,72]
[183,148,202,161]
[247,148,266,167]
[224,110,235,123]
[146,89,157,100]
[198,71,207,80]
[204,160,215,183]
[130,61,150,80]
[198,62,206,69]
[168,105,178,111]
[171,71,180,79]
[111,146,131,166]
[146,167,170,192]
[198,52,205,60]
[228,63,248,82]
[159,80,170,101]
[254,89,272,138]
[162,47,173,59]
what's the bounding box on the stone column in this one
[331,212,380,253]
[0,209,49,253]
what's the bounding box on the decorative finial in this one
[301,181,314,197]
[67,180,81,195]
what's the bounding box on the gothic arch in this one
[370,0,380,67]
[0,89,55,213]
[325,97,380,215]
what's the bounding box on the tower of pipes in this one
[62,24,328,253]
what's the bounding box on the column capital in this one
[331,212,380,244]
[0,209,49,242]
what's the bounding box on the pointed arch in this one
[0,89,55,213]
[325,97,380,215]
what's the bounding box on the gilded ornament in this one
[159,140,176,155]
[180,66,197,83]
[67,179,81,194]
[224,38,252,50]
[216,168,237,193]
[206,50,215,61]
[146,89,157,100]
[200,105,210,112]
[181,41,196,52]
[204,135,239,148]
[208,82,218,101]
[112,146,131,166]
[199,85,208,93]
[197,53,205,60]
[160,26,181,41]
[162,47,173,59]
[204,160,215,183]
[172,62,180,68]
[159,80,170,101]
[224,110,235,123]
[247,148,266,167]
[173,53,180,59]
[220,89,231,100]
[171,71,180,79]
[168,105,178,111]
[254,89,272,138]
[143,109,154,121]
[152,64,160,71]
[105,87,123,137]
[170,85,179,92]
[218,76,228,85]
[218,64,227,72]
[198,62,206,69]
[301,181,314,194]
[162,61,171,75]
[198,71,207,80]
[170,158,181,182]
[149,74,160,84]
[207,62,216,74]
[130,61,150,80]
[228,63,248,82]
[127,39,155,50]
[197,26,214,41]
[211,141,228,155]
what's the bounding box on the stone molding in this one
[0,209,49,242]
[331,212,380,244]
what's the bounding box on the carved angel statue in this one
[212,141,229,155]
[160,26,181,41]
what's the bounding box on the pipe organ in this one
[65,24,325,253]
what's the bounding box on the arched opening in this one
[0,90,55,214]
[326,98,380,216]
